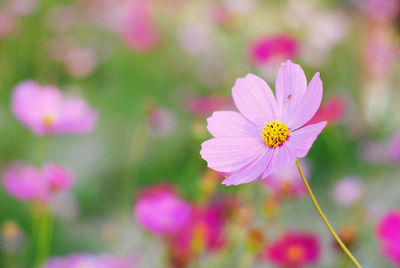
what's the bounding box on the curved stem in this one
[295,159,362,268]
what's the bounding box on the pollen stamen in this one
[43,116,54,126]
[261,120,290,148]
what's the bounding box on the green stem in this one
[296,159,362,268]
[36,208,53,267]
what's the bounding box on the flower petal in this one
[275,60,307,120]
[222,148,273,186]
[200,137,266,172]
[232,73,277,126]
[207,111,260,138]
[262,145,296,178]
[286,121,327,158]
[286,73,323,130]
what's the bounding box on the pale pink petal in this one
[286,122,327,158]
[207,111,260,138]
[275,60,307,120]
[53,98,98,134]
[200,137,266,172]
[222,148,273,186]
[286,73,323,130]
[262,145,296,178]
[232,73,277,126]
[11,81,62,135]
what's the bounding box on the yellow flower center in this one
[261,120,290,148]
[43,115,54,126]
[286,245,305,262]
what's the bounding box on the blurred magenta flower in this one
[200,60,326,186]
[249,35,298,65]
[376,211,400,265]
[306,95,347,126]
[43,253,134,268]
[332,177,364,207]
[186,96,233,117]
[2,163,74,203]
[12,80,98,136]
[134,184,192,236]
[168,200,227,265]
[262,160,309,199]
[121,2,160,52]
[262,232,320,268]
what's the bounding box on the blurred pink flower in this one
[43,164,74,193]
[177,23,214,56]
[249,35,298,65]
[64,46,98,78]
[389,132,400,163]
[363,28,398,77]
[362,141,390,164]
[262,232,320,268]
[0,12,15,38]
[262,160,309,199]
[209,4,234,27]
[332,177,364,207]
[359,0,400,22]
[12,80,98,136]
[2,163,74,203]
[9,0,38,15]
[134,185,192,236]
[376,211,400,265]
[121,2,160,52]
[43,253,134,268]
[146,104,176,137]
[186,96,234,117]
[306,95,347,126]
[200,60,326,186]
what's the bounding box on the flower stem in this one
[295,159,362,268]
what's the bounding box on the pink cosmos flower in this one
[262,232,320,268]
[305,95,347,126]
[200,60,326,186]
[2,163,74,203]
[11,80,98,136]
[120,2,160,52]
[43,253,134,268]
[249,35,298,66]
[376,211,400,265]
[262,160,309,198]
[332,177,364,207]
[134,185,192,236]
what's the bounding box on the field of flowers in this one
[0,0,399,267]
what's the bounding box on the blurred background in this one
[0,0,399,267]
